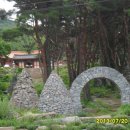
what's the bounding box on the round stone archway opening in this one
[70,67,130,113]
[80,77,121,111]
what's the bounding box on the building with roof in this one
[2,50,41,68]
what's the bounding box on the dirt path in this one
[94,97,121,111]
[82,97,121,116]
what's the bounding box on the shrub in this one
[0,119,17,127]
[0,67,13,95]
[34,83,44,96]
[0,97,14,119]
[77,111,87,117]
[58,66,70,88]
[16,68,23,74]
[15,120,36,130]
[116,104,130,116]
[86,123,106,130]
[0,81,10,91]
[90,86,111,97]
[0,67,23,96]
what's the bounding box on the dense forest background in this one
[0,0,130,99]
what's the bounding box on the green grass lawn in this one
[0,67,130,129]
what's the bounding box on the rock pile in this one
[38,71,74,115]
[10,69,38,108]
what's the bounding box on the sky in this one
[0,0,17,20]
[0,0,40,25]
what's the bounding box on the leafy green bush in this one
[77,111,87,117]
[0,67,22,95]
[90,86,109,97]
[116,104,130,116]
[0,82,10,91]
[58,66,70,88]
[90,85,120,98]
[15,120,37,130]
[34,83,44,96]
[0,119,17,127]
[0,118,37,130]
[16,68,23,74]
[0,97,14,119]
[1,74,11,82]
[0,68,13,94]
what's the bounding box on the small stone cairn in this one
[10,69,38,108]
[38,71,74,115]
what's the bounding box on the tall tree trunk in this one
[122,12,130,83]
[34,18,48,82]
[66,40,76,86]
[97,11,111,67]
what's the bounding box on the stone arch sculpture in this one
[70,67,130,113]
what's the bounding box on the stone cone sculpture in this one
[38,71,74,115]
[10,69,38,108]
